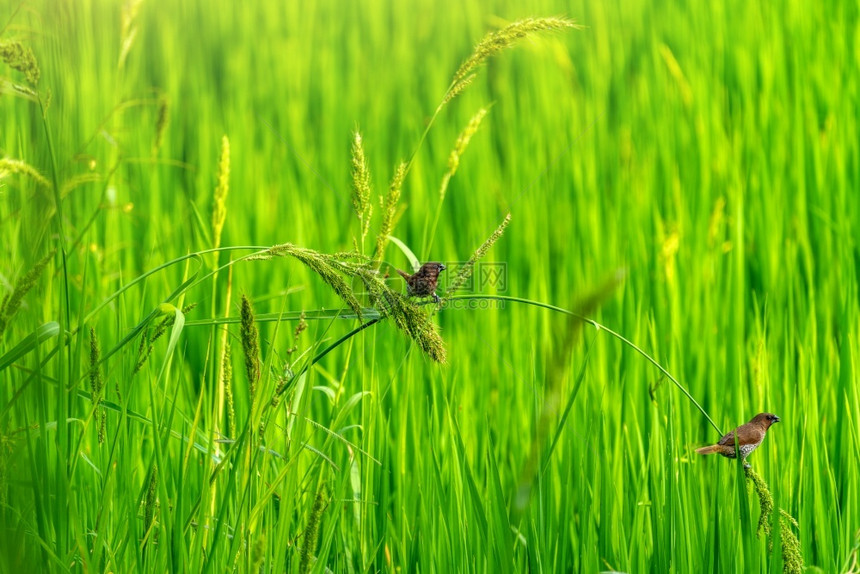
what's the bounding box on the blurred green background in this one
[1,0,858,571]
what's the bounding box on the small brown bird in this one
[696,413,780,467]
[397,262,446,303]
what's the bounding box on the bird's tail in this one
[395,269,411,280]
[696,445,720,455]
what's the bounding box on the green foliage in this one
[0,1,857,573]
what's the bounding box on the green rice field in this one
[1,0,858,571]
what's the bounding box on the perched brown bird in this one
[397,262,446,303]
[696,413,780,467]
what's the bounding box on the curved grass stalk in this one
[181,290,721,435]
[439,294,723,435]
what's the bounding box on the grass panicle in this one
[222,342,236,437]
[779,509,803,574]
[212,135,230,250]
[0,250,55,337]
[351,132,373,248]
[119,0,143,69]
[299,488,327,574]
[445,212,511,296]
[267,244,365,317]
[0,433,12,507]
[745,466,804,572]
[439,108,487,201]
[395,294,447,363]
[144,464,158,541]
[240,295,261,402]
[0,41,40,85]
[0,77,38,100]
[447,108,487,180]
[263,243,448,362]
[442,73,476,106]
[345,260,448,362]
[745,466,774,537]
[3,6,849,571]
[133,303,196,375]
[133,325,152,375]
[88,328,106,444]
[251,532,266,572]
[270,374,288,409]
[152,97,169,155]
[449,17,578,97]
[0,158,51,189]
[373,161,406,262]
[287,311,308,356]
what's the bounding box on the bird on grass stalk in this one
[397,262,446,303]
[696,413,780,468]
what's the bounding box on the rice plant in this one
[0,1,857,572]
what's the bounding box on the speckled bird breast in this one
[721,443,759,459]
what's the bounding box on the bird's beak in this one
[773,415,781,423]
[439,264,446,271]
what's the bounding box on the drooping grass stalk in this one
[442,293,723,435]
[745,467,804,573]
[0,158,51,188]
[262,243,447,362]
[405,18,579,175]
[263,244,365,317]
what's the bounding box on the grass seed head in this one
[88,328,106,444]
[351,132,373,245]
[152,97,169,155]
[0,41,40,86]
[745,466,774,537]
[0,158,51,188]
[222,343,236,437]
[745,466,804,572]
[374,161,406,262]
[212,135,230,249]
[451,17,578,89]
[251,532,266,571]
[779,509,804,574]
[267,244,365,317]
[299,488,327,574]
[0,250,55,337]
[447,108,487,177]
[442,73,476,105]
[240,295,261,402]
[144,464,158,536]
[446,212,511,296]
